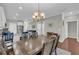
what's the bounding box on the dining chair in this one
[28,31,32,39]
[20,32,28,40]
[31,31,38,38]
[2,31,14,54]
[51,34,60,55]
[41,39,54,55]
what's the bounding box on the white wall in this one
[24,22,28,31]
[36,21,45,35]
[44,14,78,42]
[27,21,36,30]
[44,15,63,42]
[8,21,23,35]
[8,22,17,34]
[0,7,6,28]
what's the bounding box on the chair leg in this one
[55,49,57,55]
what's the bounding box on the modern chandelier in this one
[32,3,45,21]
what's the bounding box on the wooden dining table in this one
[13,35,56,55]
[0,40,7,55]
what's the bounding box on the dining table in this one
[13,35,56,55]
[0,40,7,55]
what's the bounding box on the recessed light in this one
[69,12,72,14]
[16,13,19,16]
[19,6,23,10]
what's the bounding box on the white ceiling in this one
[0,3,79,21]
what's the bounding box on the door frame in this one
[65,19,77,39]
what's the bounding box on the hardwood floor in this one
[58,37,79,55]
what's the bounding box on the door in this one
[67,21,77,38]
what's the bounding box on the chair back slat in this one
[42,39,54,55]
[2,31,14,53]
[22,32,28,38]
[21,30,38,40]
[51,34,60,55]
[2,32,14,42]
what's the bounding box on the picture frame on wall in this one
[32,25,36,29]
[48,23,53,27]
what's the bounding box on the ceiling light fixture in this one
[32,3,45,35]
[16,13,19,16]
[32,3,45,21]
[69,12,72,14]
[19,6,23,10]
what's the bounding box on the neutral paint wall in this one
[0,7,6,28]
[9,22,17,34]
[0,7,6,36]
[44,14,77,42]
[44,15,63,42]
[24,22,28,31]
[8,21,23,35]
[28,22,37,30]
[0,7,6,40]
[44,15,62,35]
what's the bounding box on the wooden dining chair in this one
[41,39,55,55]
[51,34,60,55]
[2,31,14,54]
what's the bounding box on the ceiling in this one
[0,3,79,21]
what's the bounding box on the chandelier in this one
[32,3,45,21]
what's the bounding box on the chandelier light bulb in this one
[34,12,38,16]
[41,13,44,16]
[32,11,45,20]
[32,15,35,19]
